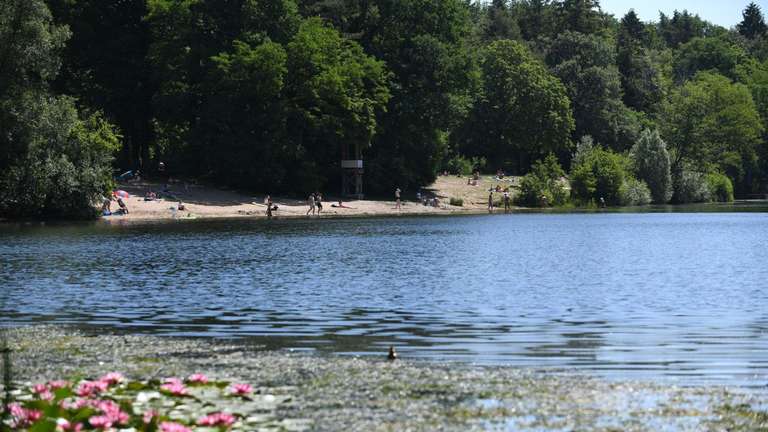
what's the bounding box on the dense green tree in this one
[630,129,672,203]
[0,0,120,219]
[546,31,640,151]
[570,146,629,205]
[516,153,569,206]
[45,0,153,171]
[738,2,767,40]
[663,72,764,195]
[360,0,476,194]
[617,10,662,112]
[483,0,521,41]
[456,40,574,172]
[555,0,606,35]
[658,10,707,48]
[514,0,555,41]
[674,36,748,82]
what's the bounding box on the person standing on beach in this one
[488,190,494,213]
[306,193,316,216]
[316,192,323,214]
[503,189,511,213]
[395,188,401,210]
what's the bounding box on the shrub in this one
[620,178,652,206]
[449,197,464,206]
[673,170,711,203]
[570,147,629,206]
[706,172,734,202]
[516,153,568,207]
[631,129,673,203]
[445,155,486,175]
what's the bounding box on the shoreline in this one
[3,326,767,431]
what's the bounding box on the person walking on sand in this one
[316,192,323,214]
[503,189,511,213]
[306,193,316,216]
[395,188,401,210]
[488,190,494,213]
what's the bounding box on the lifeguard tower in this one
[341,141,364,199]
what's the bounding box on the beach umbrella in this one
[114,190,130,199]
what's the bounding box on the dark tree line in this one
[2,0,768,217]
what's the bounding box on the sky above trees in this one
[600,0,768,27]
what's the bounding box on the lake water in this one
[1,208,767,388]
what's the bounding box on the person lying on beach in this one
[144,191,157,201]
[331,200,354,209]
[178,201,185,211]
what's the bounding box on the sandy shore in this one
[101,176,521,222]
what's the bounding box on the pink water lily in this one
[197,411,236,427]
[9,403,42,428]
[187,373,209,384]
[230,383,253,396]
[143,409,159,424]
[56,418,83,432]
[99,372,125,385]
[159,421,193,432]
[48,380,70,390]
[76,380,109,397]
[160,381,188,396]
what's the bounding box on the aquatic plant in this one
[1,372,260,431]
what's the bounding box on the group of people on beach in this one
[306,192,324,216]
[101,194,129,216]
[488,187,512,213]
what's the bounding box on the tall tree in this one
[617,10,661,112]
[663,72,763,195]
[546,31,640,151]
[456,40,574,173]
[555,0,605,35]
[738,2,767,40]
[0,0,120,219]
[483,0,521,42]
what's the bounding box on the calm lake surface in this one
[1,208,767,388]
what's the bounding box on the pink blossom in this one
[56,418,83,432]
[76,380,109,397]
[48,380,70,390]
[89,415,113,429]
[159,421,193,432]
[9,403,42,428]
[99,372,125,386]
[230,383,253,396]
[197,412,236,427]
[160,381,188,396]
[164,377,183,385]
[31,383,53,401]
[186,373,209,384]
[143,410,159,424]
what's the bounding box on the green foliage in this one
[457,39,574,173]
[706,172,735,202]
[673,169,711,203]
[449,197,464,207]
[0,0,120,219]
[516,154,568,207]
[674,36,749,82]
[738,3,768,40]
[620,178,652,206]
[570,146,629,206]
[445,155,486,175]
[631,130,673,203]
[663,72,764,193]
[547,31,640,152]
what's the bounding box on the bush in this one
[706,172,734,202]
[673,170,711,203]
[449,197,464,206]
[570,147,629,206]
[631,129,673,203]
[445,155,486,176]
[620,178,652,206]
[516,154,568,207]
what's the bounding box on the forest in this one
[2,0,768,217]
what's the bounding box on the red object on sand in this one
[113,190,130,198]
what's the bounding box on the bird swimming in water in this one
[387,345,398,361]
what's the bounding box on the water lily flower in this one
[48,380,70,390]
[99,372,125,385]
[143,409,159,424]
[9,403,42,428]
[76,380,109,397]
[56,418,84,432]
[230,383,253,396]
[31,383,54,401]
[197,412,236,427]
[88,415,113,429]
[187,373,209,384]
[159,421,193,432]
[160,381,188,396]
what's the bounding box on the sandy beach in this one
[102,175,522,222]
